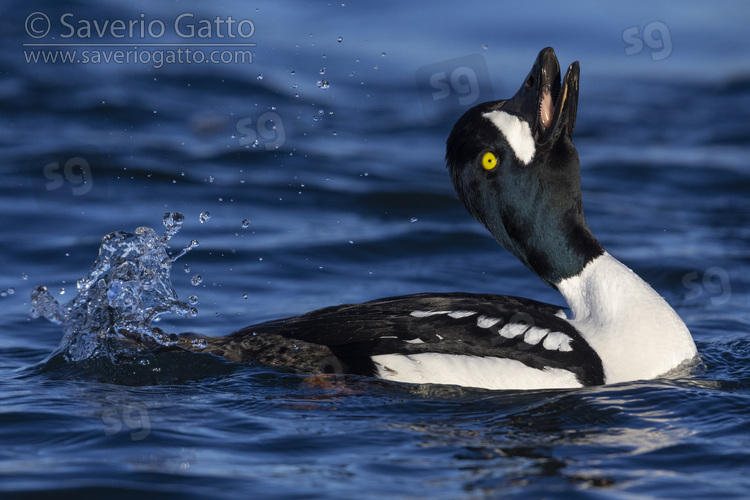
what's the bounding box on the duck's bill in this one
[501,47,579,145]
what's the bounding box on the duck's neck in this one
[556,252,697,383]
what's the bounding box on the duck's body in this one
[210,292,604,390]
[194,48,697,390]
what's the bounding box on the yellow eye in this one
[481,151,497,170]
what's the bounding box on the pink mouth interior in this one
[539,89,554,132]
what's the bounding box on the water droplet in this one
[162,212,185,241]
[199,211,211,223]
[241,219,250,228]
[208,175,215,183]
[188,295,198,305]
[410,217,418,223]
[22,274,28,280]
[319,67,326,75]
[256,74,264,80]
[317,80,330,89]
[191,338,207,349]
[183,264,190,273]
[191,275,203,286]
[337,36,343,43]
[482,44,488,50]
[242,292,248,300]
[290,70,296,75]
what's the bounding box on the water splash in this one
[30,213,198,364]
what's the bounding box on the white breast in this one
[557,252,698,384]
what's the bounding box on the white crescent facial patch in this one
[482,110,536,165]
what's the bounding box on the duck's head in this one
[446,47,603,288]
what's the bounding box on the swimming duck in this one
[193,47,697,390]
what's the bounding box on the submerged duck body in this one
[201,48,697,390]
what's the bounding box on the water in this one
[2,0,750,498]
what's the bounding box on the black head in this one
[446,47,603,287]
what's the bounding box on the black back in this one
[216,293,604,386]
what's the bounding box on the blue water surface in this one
[2,0,750,498]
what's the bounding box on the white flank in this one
[372,353,581,390]
[482,110,536,165]
[557,252,698,384]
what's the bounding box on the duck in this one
[189,47,698,390]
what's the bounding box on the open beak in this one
[501,47,579,145]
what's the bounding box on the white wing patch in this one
[482,110,536,165]
[447,310,477,319]
[410,310,476,319]
[496,322,527,339]
[372,353,581,390]
[487,321,574,352]
[404,338,425,345]
[543,331,573,352]
[477,315,502,329]
[523,327,549,345]
[410,310,574,353]
[410,310,453,318]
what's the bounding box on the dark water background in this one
[2,1,750,498]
